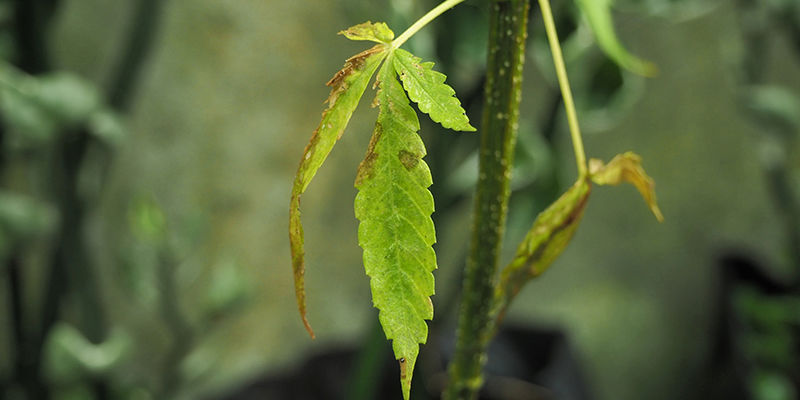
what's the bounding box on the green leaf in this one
[354,55,436,400]
[495,179,591,320]
[0,67,94,148]
[204,258,253,319]
[128,196,167,242]
[393,48,476,132]
[0,190,57,258]
[589,151,663,222]
[43,323,131,383]
[339,21,395,43]
[575,0,657,76]
[290,44,388,338]
[744,85,800,134]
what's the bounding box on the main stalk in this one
[443,0,530,398]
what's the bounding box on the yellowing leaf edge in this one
[290,45,388,338]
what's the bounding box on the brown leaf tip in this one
[302,314,316,339]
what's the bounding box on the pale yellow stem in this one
[538,0,587,177]
[392,0,466,49]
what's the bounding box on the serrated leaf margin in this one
[393,48,476,132]
[355,54,437,400]
[290,45,388,338]
[339,21,395,43]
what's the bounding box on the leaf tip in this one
[291,246,316,339]
[399,356,412,400]
[302,314,316,339]
[290,195,316,340]
[651,203,664,223]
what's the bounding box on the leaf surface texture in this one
[339,21,395,43]
[355,55,437,400]
[289,22,476,398]
[393,48,476,132]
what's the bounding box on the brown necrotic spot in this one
[355,124,383,186]
[399,358,407,380]
[398,149,419,170]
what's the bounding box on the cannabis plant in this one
[289,0,663,398]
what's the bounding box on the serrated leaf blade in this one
[355,55,436,400]
[290,45,387,338]
[576,0,657,76]
[393,48,476,132]
[339,21,395,43]
[589,151,663,222]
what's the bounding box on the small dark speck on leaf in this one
[398,150,419,170]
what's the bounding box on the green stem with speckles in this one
[443,0,530,398]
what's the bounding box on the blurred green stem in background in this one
[107,0,165,112]
[157,250,195,398]
[11,0,52,73]
[3,0,167,398]
[736,0,800,271]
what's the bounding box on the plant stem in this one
[106,0,165,111]
[538,0,587,176]
[392,0,466,49]
[12,0,50,73]
[157,251,194,398]
[443,0,530,398]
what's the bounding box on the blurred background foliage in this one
[0,0,799,399]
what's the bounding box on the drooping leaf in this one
[495,179,591,320]
[575,0,657,76]
[290,44,388,338]
[589,151,663,222]
[393,48,476,132]
[339,21,395,43]
[354,55,436,400]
